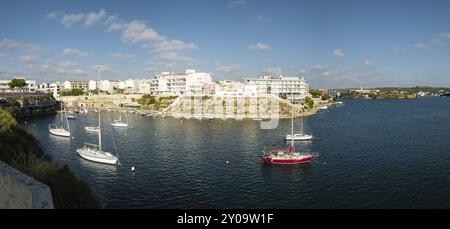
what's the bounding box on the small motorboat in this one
[319,106,328,110]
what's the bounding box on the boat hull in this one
[49,128,70,137]
[76,148,118,165]
[111,122,128,127]
[262,155,312,164]
[84,126,99,132]
[285,134,313,141]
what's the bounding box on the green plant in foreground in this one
[0,109,100,208]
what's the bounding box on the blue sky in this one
[1,0,450,88]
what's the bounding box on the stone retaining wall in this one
[0,160,54,209]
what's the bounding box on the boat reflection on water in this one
[49,133,71,142]
[262,161,315,174]
[77,156,119,174]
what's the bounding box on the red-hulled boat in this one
[261,146,314,164]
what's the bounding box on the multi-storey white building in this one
[63,80,90,91]
[0,78,37,93]
[244,75,310,101]
[150,69,213,96]
[37,81,63,97]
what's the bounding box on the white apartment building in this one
[37,81,63,97]
[88,80,97,91]
[63,80,90,90]
[244,75,310,101]
[0,78,37,93]
[150,69,213,96]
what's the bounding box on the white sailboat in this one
[77,66,119,165]
[49,100,70,137]
[285,93,313,141]
[111,104,128,127]
[84,126,99,132]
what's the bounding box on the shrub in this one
[305,97,314,109]
[0,109,17,133]
[0,111,100,208]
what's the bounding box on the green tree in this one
[321,94,331,101]
[310,89,322,98]
[8,78,28,91]
[305,96,314,109]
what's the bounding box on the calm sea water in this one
[23,97,450,208]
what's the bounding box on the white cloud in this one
[0,38,44,52]
[257,16,272,22]
[91,65,112,73]
[312,64,328,70]
[364,60,373,65]
[261,67,282,76]
[120,20,163,44]
[431,38,448,48]
[58,61,77,68]
[73,69,88,76]
[111,52,135,60]
[84,9,107,27]
[229,1,247,8]
[62,48,89,58]
[18,55,36,64]
[154,39,198,52]
[60,13,84,27]
[50,10,199,67]
[322,71,331,76]
[0,52,7,59]
[215,64,240,74]
[333,49,345,57]
[106,22,128,31]
[440,32,450,39]
[414,43,431,49]
[248,42,271,50]
[159,52,198,63]
[298,69,309,75]
[47,11,63,19]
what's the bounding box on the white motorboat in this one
[319,106,328,110]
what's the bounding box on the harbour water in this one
[23,97,450,208]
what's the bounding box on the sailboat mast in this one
[60,99,63,123]
[64,99,70,132]
[291,91,294,147]
[97,65,102,152]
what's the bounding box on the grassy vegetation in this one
[0,109,100,208]
[138,95,178,111]
[61,88,84,96]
